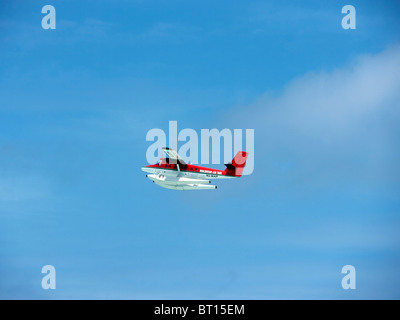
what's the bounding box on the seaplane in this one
[141,147,248,190]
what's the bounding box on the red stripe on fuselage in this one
[144,162,226,175]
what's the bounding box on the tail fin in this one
[224,151,248,177]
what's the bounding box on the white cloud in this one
[229,45,400,190]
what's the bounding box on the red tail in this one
[224,151,248,177]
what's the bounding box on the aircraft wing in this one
[162,147,187,165]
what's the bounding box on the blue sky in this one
[0,0,400,299]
